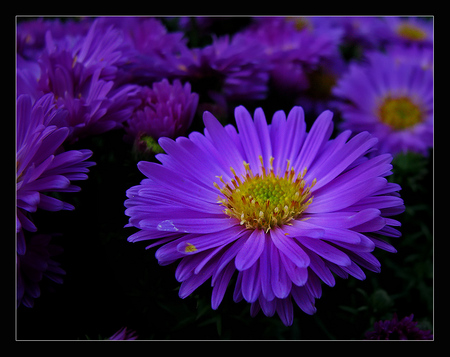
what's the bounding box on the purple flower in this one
[241,17,342,95]
[332,49,433,156]
[387,43,433,71]
[16,94,95,254]
[108,327,138,340]
[35,19,140,142]
[170,32,271,105]
[17,234,65,308]
[17,17,92,61]
[125,105,404,326]
[124,79,199,148]
[316,16,388,50]
[94,17,189,84]
[378,17,433,48]
[365,313,433,340]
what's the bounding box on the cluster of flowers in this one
[16,16,433,336]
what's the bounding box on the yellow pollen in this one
[378,96,423,130]
[396,23,427,41]
[184,243,197,253]
[286,16,313,31]
[215,156,315,233]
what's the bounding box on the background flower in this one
[34,19,141,142]
[332,48,433,156]
[365,313,433,340]
[108,327,138,340]
[16,94,95,254]
[17,234,65,308]
[124,79,199,151]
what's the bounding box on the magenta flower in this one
[124,105,404,326]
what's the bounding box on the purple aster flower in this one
[241,17,342,95]
[94,17,189,85]
[316,16,388,50]
[17,234,65,308]
[332,49,433,156]
[108,327,138,340]
[168,32,271,107]
[124,79,199,151]
[387,43,433,71]
[125,105,404,326]
[365,313,433,340]
[378,17,433,48]
[16,94,95,254]
[17,17,92,61]
[35,19,140,142]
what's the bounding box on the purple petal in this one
[299,237,352,267]
[234,106,262,171]
[155,217,236,234]
[308,177,388,213]
[211,261,235,309]
[305,250,335,287]
[269,241,292,299]
[270,228,310,268]
[302,208,382,230]
[235,229,266,271]
[203,111,244,174]
[258,235,275,301]
[259,297,276,317]
[276,297,294,326]
[293,110,334,172]
[137,161,218,203]
[253,108,272,165]
[177,225,245,255]
[291,285,317,315]
[279,252,309,286]
[241,261,261,303]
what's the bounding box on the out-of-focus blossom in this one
[108,327,138,340]
[17,234,65,308]
[332,49,433,156]
[16,94,95,253]
[124,79,199,152]
[365,313,433,340]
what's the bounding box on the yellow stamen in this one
[378,96,423,130]
[184,243,197,253]
[215,156,315,232]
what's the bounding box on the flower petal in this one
[270,228,310,268]
[235,229,266,271]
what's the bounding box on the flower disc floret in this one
[378,96,423,130]
[215,156,315,232]
[396,23,428,41]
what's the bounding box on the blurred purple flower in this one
[16,94,95,254]
[365,313,433,340]
[17,234,65,308]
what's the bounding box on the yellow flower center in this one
[378,96,423,130]
[286,16,313,31]
[396,23,428,41]
[214,156,315,232]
